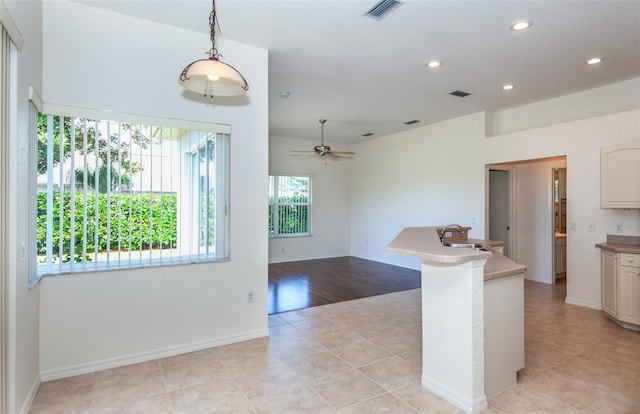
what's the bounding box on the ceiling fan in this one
[291,119,356,160]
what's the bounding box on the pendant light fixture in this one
[178,0,249,97]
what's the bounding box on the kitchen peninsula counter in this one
[386,226,525,281]
[386,226,526,414]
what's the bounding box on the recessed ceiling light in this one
[502,84,515,90]
[510,20,532,31]
[426,60,441,68]
[586,57,603,65]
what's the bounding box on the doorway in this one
[487,157,567,286]
[488,169,513,259]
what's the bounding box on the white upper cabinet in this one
[601,143,640,209]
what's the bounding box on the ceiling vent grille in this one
[364,0,403,20]
[449,90,471,98]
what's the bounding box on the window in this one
[268,175,311,237]
[36,111,230,275]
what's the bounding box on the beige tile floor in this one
[30,280,640,413]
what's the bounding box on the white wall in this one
[39,1,269,379]
[351,81,640,310]
[4,0,43,412]
[268,136,351,262]
[485,109,640,309]
[350,112,488,270]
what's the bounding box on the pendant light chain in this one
[207,0,220,61]
[177,0,249,96]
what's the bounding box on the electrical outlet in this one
[247,291,255,303]
[281,247,285,253]
[588,222,596,232]
[616,224,623,233]
[570,222,576,231]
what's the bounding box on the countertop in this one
[386,227,526,281]
[596,235,640,254]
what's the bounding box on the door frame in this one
[485,164,517,261]
[551,167,568,285]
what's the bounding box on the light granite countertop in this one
[386,226,526,281]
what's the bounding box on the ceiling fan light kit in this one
[178,0,249,97]
[291,119,356,160]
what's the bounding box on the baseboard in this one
[268,253,348,264]
[422,375,488,414]
[19,374,41,414]
[269,253,421,271]
[350,254,421,271]
[523,274,553,284]
[565,296,601,310]
[40,328,269,382]
[604,313,640,331]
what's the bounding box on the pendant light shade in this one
[178,0,249,97]
[180,58,248,97]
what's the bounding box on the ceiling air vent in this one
[364,0,403,20]
[404,120,420,125]
[449,90,471,98]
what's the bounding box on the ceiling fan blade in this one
[325,152,341,160]
[331,151,356,155]
[290,150,317,153]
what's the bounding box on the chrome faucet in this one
[440,224,463,243]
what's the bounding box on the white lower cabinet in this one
[555,237,566,275]
[619,253,640,325]
[601,251,640,329]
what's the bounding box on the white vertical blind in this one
[268,175,311,237]
[36,113,230,275]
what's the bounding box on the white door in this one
[489,170,510,258]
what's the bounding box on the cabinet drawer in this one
[620,253,640,268]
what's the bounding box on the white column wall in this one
[3,0,43,412]
[268,135,351,262]
[39,1,269,377]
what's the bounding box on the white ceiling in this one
[75,0,640,144]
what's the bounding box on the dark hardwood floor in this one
[268,256,421,314]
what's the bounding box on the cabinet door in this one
[600,143,640,209]
[601,250,618,317]
[559,246,566,273]
[619,265,640,325]
[554,244,566,274]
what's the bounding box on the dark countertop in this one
[596,235,640,254]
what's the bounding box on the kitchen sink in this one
[443,242,492,252]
